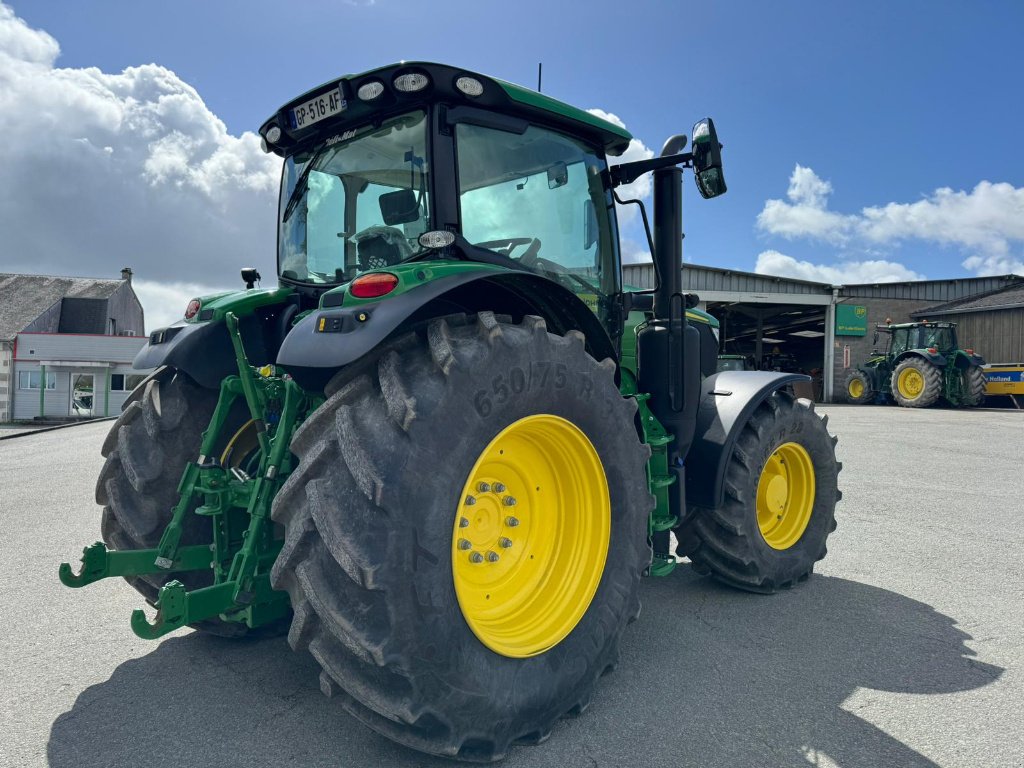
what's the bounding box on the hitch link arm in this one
[58,542,213,588]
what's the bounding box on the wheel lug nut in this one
[469,552,484,563]
[486,551,500,562]
[459,517,470,528]
[477,482,491,493]
[499,537,513,548]
[458,538,472,550]
[464,495,476,506]
[505,516,520,527]
[502,496,517,507]
[493,482,506,493]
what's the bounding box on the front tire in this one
[844,370,873,404]
[678,391,841,593]
[270,313,652,761]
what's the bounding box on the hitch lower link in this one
[58,312,303,639]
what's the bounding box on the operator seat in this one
[353,225,412,271]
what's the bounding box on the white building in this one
[0,269,152,421]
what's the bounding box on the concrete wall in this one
[832,297,944,395]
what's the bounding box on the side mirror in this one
[379,189,419,225]
[872,331,879,345]
[625,292,654,312]
[691,118,727,199]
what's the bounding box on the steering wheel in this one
[475,237,542,265]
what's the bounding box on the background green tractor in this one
[844,321,986,407]
[61,62,841,761]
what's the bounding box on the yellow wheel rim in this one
[756,442,816,550]
[848,378,864,398]
[452,414,610,658]
[897,368,925,399]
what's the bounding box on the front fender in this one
[684,371,809,510]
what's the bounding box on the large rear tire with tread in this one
[270,312,652,762]
[95,370,267,637]
[891,357,942,408]
[677,391,841,593]
[963,365,987,406]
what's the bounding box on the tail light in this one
[350,272,399,299]
[927,347,938,354]
[184,299,201,320]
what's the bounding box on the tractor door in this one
[454,120,623,338]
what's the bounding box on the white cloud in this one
[757,165,855,243]
[587,108,654,228]
[755,249,924,284]
[132,278,226,330]
[757,165,1024,277]
[0,2,278,329]
[962,253,1024,277]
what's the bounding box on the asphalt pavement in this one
[1,405,1022,768]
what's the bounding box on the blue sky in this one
[3,1,1023,326]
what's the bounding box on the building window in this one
[110,373,146,391]
[18,371,56,390]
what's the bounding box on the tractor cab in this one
[881,321,957,357]
[265,63,633,337]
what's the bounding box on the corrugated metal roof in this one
[623,263,832,295]
[0,273,124,341]
[910,280,1024,316]
[623,263,1023,303]
[841,274,1021,301]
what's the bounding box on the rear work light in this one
[393,73,430,92]
[349,272,399,299]
[357,81,385,101]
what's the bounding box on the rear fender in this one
[894,349,946,367]
[277,271,616,390]
[684,371,809,510]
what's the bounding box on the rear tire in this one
[270,313,652,761]
[963,365,987,406]
[95,371,271,637]
[891,357,942,407]
[677,391,841,593]
[844,370,873,404]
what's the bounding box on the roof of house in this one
[0,273,124,341]
[911,280,1024,317]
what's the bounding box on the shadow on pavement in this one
[47,570,1002,768]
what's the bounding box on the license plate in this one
[290,88,346,129]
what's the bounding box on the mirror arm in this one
[609,152,692,187]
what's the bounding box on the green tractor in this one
[845,321,986,408]
[60,62,841,761]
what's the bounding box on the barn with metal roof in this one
[623,263,1024,402]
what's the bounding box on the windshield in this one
[456,121,620,321]
[915,326,955,351]
[278,111,430,284]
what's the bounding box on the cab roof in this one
[259,61,633,158]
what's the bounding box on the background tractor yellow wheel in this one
[891,358,942,407]
[844,370,873,404]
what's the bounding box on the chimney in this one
[121,267,133,283]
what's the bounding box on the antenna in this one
[537,62,542,93]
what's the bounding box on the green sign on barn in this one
[835,304,868,336]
